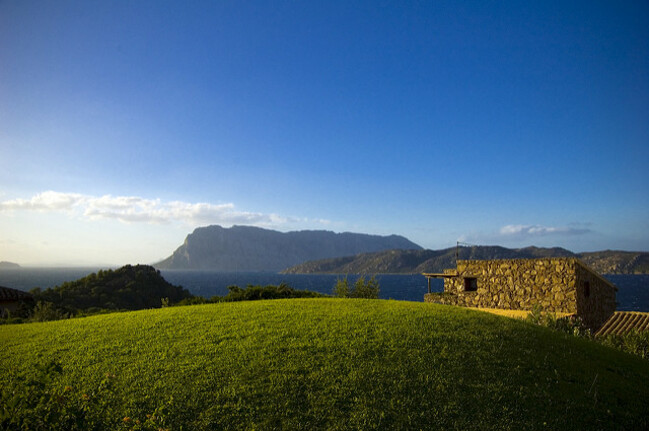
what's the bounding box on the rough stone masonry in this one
[424,258,617,330]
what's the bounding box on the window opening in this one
[464,277,478,292]
[584,281,591,298]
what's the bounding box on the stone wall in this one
[574,264,617,330]
[425,258,578,313]
[424,257,617,330]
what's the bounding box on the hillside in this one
[579,250,649,274]
[283,245,576,274]
[1,299,647,430]
[32,264,192,313]
[155,224,422,271]
[283,246,649,274]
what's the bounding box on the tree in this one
[333,275,379,299]
[333,277,350,298]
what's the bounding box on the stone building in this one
[424,258,616,330]
[0,286,34,318]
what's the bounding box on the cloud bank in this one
[499,224,592,237]
[457,223,594,246]
[0,191,312,227]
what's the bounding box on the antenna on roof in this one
[455,241,478,264]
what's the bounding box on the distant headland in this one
[155,225,422,271]
[283,247,649,275]
[152,224,649,274]
[0,261,20,269]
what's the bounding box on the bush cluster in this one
[599,330,649,359]
[332,276,380,299]
[175,283,324,306]
[525,304,591,337]
[31,265,192,314]
[3,278,326,324]
[525,304,648,360]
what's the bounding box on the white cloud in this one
[499,224,592,237]
[0,191,326,228]
[0,191,85,211]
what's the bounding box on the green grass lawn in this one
[2,298,648,430]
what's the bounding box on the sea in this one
[0,269,648,312]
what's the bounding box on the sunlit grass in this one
[1,299,648,430]
[467,307,573,320]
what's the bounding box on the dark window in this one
[464,277,478,292]
[584,281,590,298]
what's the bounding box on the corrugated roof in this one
[595,311,649,337]
[0,286,33,301]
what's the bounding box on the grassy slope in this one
[1,299,648,430]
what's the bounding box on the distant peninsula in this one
[0,261,20,269]
[155,225,422,271]
[282,247,649,275]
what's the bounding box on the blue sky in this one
[1,1,648,265]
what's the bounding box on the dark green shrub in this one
[351,276,380,299]
[526,304,649,360]
[31,301,68,322]
[525,304,591,338]
[333,276,380,299]
[333,277,350,298]
[32,265,192,314]
[525,304,545,326]
[600,330,649,359]
[212,283,324,303]
[175,296,209,306]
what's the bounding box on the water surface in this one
[1,269,647,311]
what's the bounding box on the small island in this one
[0,261,20,269]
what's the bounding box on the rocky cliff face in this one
[155,225,422,271]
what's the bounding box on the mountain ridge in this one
[282,247,649,275]
[155,225,422,271]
